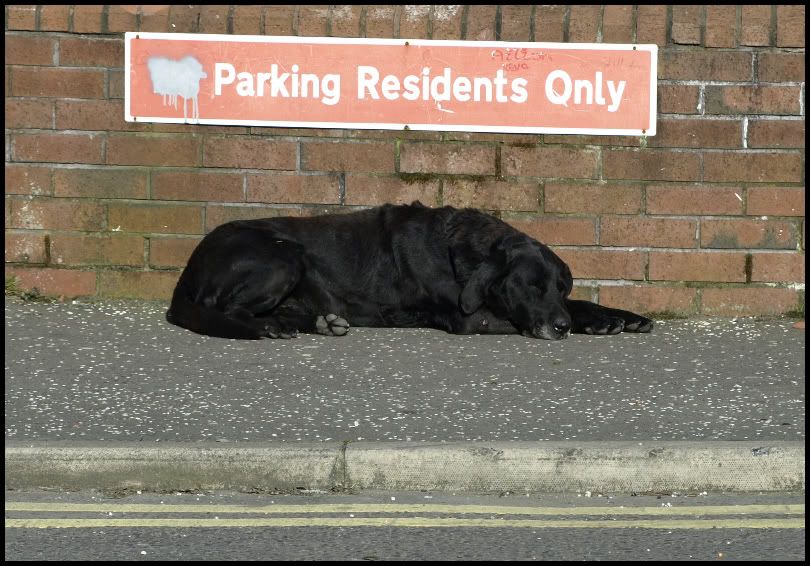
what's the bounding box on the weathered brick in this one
[7,198,106,231]
[168,5,201,32]
[566,5,599,42]
[776,5,804,47]
[659,51,752,81]
[704,152,802,183]
[49,233,144,267]
[108,69,124,99]
[751,253,805,283]
[153,170,244,202]
[649,251,746,282]
[545,183,642,214]
[499,5,531,41]
[344,175,440,206]
[705,5,737,48]
[297,5,329,37]
[13,132,104,164]
[365,5,395,38]
[149,237,202,268]
[5,35,55,65]
[303,141,395,173]
[504,216,597,246]
[443,178,539,211]
[232,5,263,35]
[10,67,105,98]
[602,216,697,248]
[59,37,123,68]
[55,99,129,131]
[603,149,701,182]
[5,232,48,263]
[107,5,139,33]
[205,205,304,232]
[701,218,798,249]
[5,164,52,196]
[400,143,495,175]
[553,249,646,280]
[399,5,431,39]
[671,5,702,45]
[72,4,104,33]
[5,266,96,298]
[199,5,229,34]
[636,5,667,46]
[647,184,744,215]
[140,5,170,32]
[701,287,802,316]
[747,120,805,149]
[602,5,634,43]
[108,135,200,167]
[599,286,698,316]
[570,286,595,302]
[747,187,805,216]
[6,5,37,30]
[39,4,70,31]
[650,119,742,149]
[97,270,178,300]
[705,85,801,115]
[758,52,805,82]
[54,167,147,199]
[532,5,565,42]
[6,98,53,129]
[431,5,463,39]
[658,85,700,114]
[264,5,296,35]
[108,203,203,234]
[247,173,340,204]
[740,5,772,46]
[501,147,597,179]
[203,137,296,170]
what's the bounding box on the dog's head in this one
[459,237,573,340]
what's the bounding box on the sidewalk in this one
[5,296,805,494]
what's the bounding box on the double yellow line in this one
[5,502,804,529]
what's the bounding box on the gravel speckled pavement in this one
[4,296,805,494]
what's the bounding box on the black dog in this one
[166,202,653,340]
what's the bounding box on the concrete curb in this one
[5,441,805,494]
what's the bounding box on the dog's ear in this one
[560,262,574,297]
[459,258,503,314]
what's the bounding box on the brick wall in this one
[4,5,805,316]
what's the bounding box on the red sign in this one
[126,33,657,136]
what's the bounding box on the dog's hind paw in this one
[316,314,350,336]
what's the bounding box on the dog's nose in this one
[553,318,571,335]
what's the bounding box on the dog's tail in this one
[166,292,263,340]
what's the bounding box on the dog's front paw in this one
[623,315,654,333]
[582,316,625,335]
[316,314,350,336]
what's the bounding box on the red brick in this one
[5,164,52,196]
[504,216,596,246]
[747,120,805,149]
[108,70,124,99]
[5,266,96,298]
[567,5,599,42]
[658,85,700,114]
[443,178,539,211]
[205,205,304,231]
[49,234,144,267]
[602,5,634,43]
[59,38,123,68]
[545,183,642,214]
[501,147,597,179]
[6,5,37,30]
[464,4,498,41]
[5,99,53,129]
[264,5,296,35]
[499,5,531,41]
[54,168,147,199]
[167,5,201,32]
[365,6,395,38]
[13,133,103,164]
[776,5,804,47]
[747,187,805,217]
[758,52,805,82]
[7,198,106,231]
[326,5,359,37]
[107,5,139,33]
[705,5,737,48]
[400,143,495,176]
[704,152,802,183]
[55,99,128,131]
[705,86,801,115]
[659,51,752,81]
[72,5,104,33]
[5,232,48,263]
[602,217,697,248]
[298,5,329,37]
[39,4,70,31]
[399,5,430,39]
[203,137,295,170]
[740,5,772,46]
[431,5,464,39]
[650,119,742,149]
[152,170,243,202]
[701,287,802,316]
[603,149,700,182]
[230,5,262,35]
[751,253,804,283]
[672,5,702,45]
[97,270,178,300]
[108,135,200,167]
[649,251,746,282]
[5,35,55,65]
[149,237,202,268]
[108,204,203,234]
[344,175,440,206]
[570,286,595,302]
[701,218,798,249]
[532,5,565,42]
[553,249,646,280]
[303,141,395,173]
[599,286,698,316]
[247,173,339,204]
[636,5,667,46]
[140,5,170,32]
[647,184,744,215]
[199,5,229,34]
[10,67,104,98]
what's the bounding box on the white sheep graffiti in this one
[146,55,207,120]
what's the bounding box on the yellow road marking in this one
[5,517,805,529]
[4,502,804,516]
